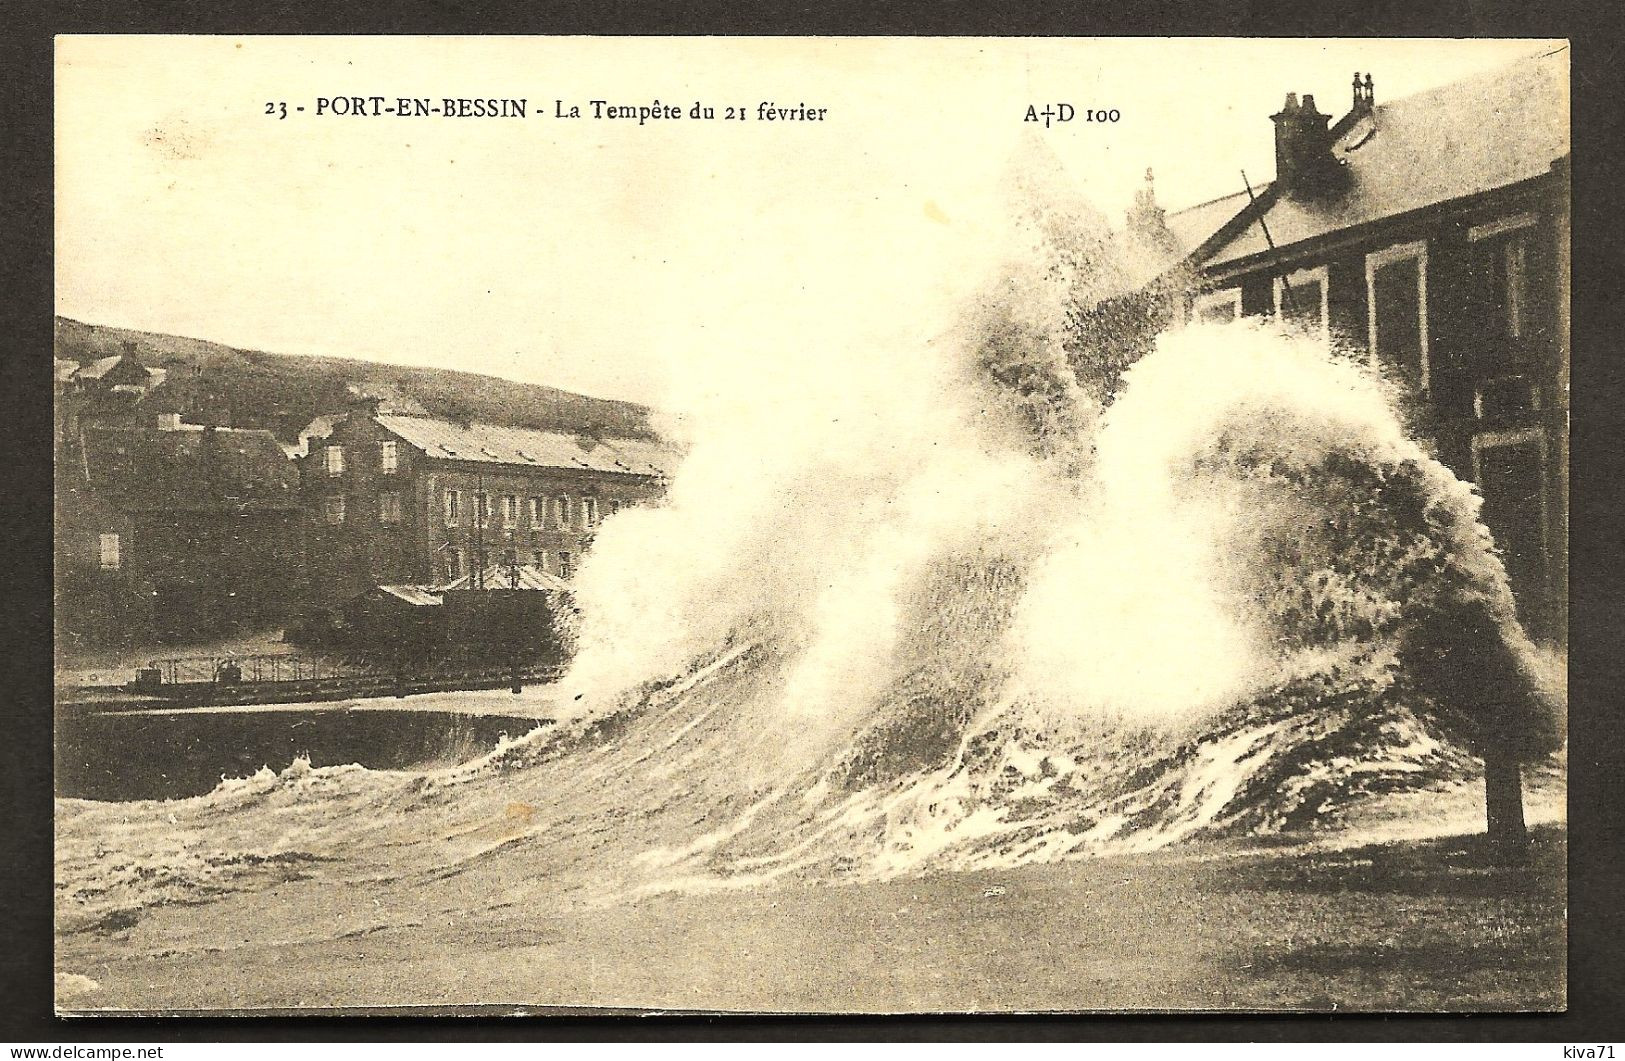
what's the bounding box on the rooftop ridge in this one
[1168,187,1256,221]
[1165,44,1566,221]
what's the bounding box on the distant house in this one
[54,343,175,446]
[1150,47,1569,640]
[70,348,169,397]
[55,412,306,646]
[290,384,433,458]
[298,396,676,608]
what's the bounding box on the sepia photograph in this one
[51,35,1569,1015]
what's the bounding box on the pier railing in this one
[59,652,566,710]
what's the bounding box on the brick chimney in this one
[1271,91,1341,199]
[348,393,385,420]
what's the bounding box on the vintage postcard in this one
[53,36,1568,1014]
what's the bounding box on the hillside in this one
[54,317,658,444]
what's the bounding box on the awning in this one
[376,584,445,607]
[439,564,571,593]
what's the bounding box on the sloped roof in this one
[293,414,340,457]
[377,414,675,478]
[597,436,679,478]
[72,353,167,388]
[78,423,300,506]
[440,564,572,593]
[1167,188,1258,259]
[1200,46,1569,269]
[376,584,444,607]
[55,359,80,383]
[76,355,127,380]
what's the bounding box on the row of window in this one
[318,491,631,527]
[1193,212,1538,391]
[322,494,401,525]
[443,490,623,529]
[444,548,574,581]
[90,529,579,582]
[324,440,397,477]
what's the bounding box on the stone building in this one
[298,397,675,608]
[55,411,306,647]
[1152,47,1569,640]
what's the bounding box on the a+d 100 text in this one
[1025,103,1121,128]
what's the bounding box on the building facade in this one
[55,411,306,648]
[1160,49,1569,640]
[298,398,674,608]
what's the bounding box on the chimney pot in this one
[1272,87,1338,199]
[348,393,385,419]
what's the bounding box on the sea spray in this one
[56,313,1552,923]
[56,155,1562,925]
[562,139,1128,751]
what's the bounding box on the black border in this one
[5,0,1623,1042]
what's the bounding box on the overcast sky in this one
[56,36,1556,406]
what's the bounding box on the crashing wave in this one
[55,152,1561,933]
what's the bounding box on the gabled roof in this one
[1197,46,1569,270]
[55,359,80,383]
[72,354,167,389]
[377,415,675,478]
[76,355,127,380]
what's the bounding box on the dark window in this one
[1465,226,1532,369]
[1240,276,1274,317]
[1281,278,1325,336]
[1372,257,1424,384]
